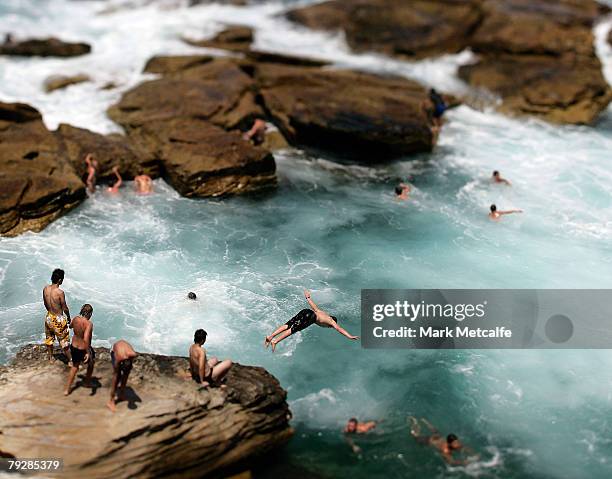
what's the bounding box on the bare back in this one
[314,309,335,328]
[113,340,136,363]
[43,285,64,316]
[71,316,92,350]
[189,344,208,379]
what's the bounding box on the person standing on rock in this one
[189,329,233,387]
[107,166,122,194]
[42,268,71,362]
[134,172,153,194]
[85,153,98,194]
[107,340,138,412]
[264,290,359,352]
[65,304,95,396]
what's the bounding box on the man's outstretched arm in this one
[304,290,320,312]
[499,209,522,216]
[333,323,359,340]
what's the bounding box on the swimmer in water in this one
[344,418,378,454]
[134,172,153,194]
[492,170,511,186]
[264,290,359,352]
[489,204,522,220]
[187,292,197,300]
[395,183,410,200]
[409,417,478,465]
[107,166,122,194]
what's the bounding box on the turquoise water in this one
[2,1,612,478]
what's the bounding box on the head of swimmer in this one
[492,170,499,178]
[346,418,358,433]
[447,434,462,450]
[194,329,207,345]
[331,316,338,323]
[188,292,197,300]
[490,204,497,213]
[51,268,64,285]
[80,304,93,319]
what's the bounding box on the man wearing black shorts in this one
[64,304,95,396]
[264,290,359,352]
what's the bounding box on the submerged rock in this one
[0,37,91,57]
[287,0,612,124]
[0,344,292,478]
[0,102,85,236]
[183,25,254,51]
[44,73,91,93]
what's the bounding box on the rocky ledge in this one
[0,37,91,57]
[287,0,612,124]
[112,52,443,162]
[0,344,292,478]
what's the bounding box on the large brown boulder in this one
[0,102,85,236]
[0,344,293,478]
[459,0,612,124]
[0,37,91,57]
[286,0,483,59]
[109,57,276,197]
[255,63,436,159]
[287,0,612,124]
[127,119,276,197]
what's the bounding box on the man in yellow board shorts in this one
[42,269,71,362]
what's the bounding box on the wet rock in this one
[109,57,276,197]
[0,344,293,479]
[0,37,91,57]
[286,0,483,59]
[44,73,91,93]
[287,0,612,124]
[54,124,160,181]
[0,102,86,236]
[255,63,436,159]
[183,25,254,51]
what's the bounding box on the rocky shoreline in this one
[0,344,293,478]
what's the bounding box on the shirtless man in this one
[492,170,511,186]
[107,340,138,412]
[65,304,95,396]
[107,166,122,194]
[344,418,378,454]
[42,269,71,362]
[395,183,410,201]
[134,172,153,194]
[85,154,98,194]
[409,417,478,466]
[489,204,522,220]
[264,290,359,352]
[189,329,233,387]
[242,118,267,146]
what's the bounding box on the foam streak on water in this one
[1,1,612,478]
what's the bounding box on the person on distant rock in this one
[409,417,478,465]
[65,304,95,396]
[107,340,138,412]
[107,166,122,194]
[492,170,511,186]
[134,172,153,195]
[489,204,522,221]
[429,88,447,128]
[187,292,197,300]
[242,118,267,146]
[395,183,411,200]
[4,33,14,45]
[85,154,98,194]
[42,268,71,362]
[264,290,359,352]
[189,329,233,387]
[344,418,378,454]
